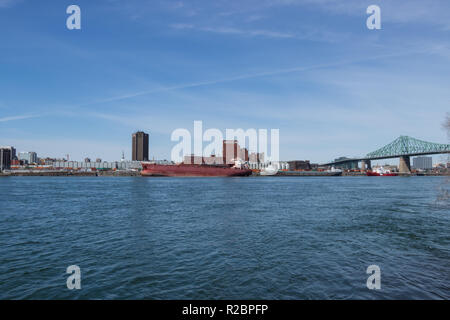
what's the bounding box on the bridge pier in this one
[399,156,411,174]
[360,160,371,172]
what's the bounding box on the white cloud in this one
[0,0,21,8]
[170,0,450,30]
[0,114,39,122]
[170,24,295,39]
[263,0,450,30]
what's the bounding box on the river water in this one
[0,176,448,299]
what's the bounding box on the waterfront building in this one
[50,160,143,170]
[132,131,149,161]
[0,148,12,171]
[248,161,289,170]
[412,156,433,170]
[239,147,249,161]
[310,163,319,170]
[183,154,223,165]
[288,160,312,170]
[11,159,22,166]
[222,141,259,163]
[181,141,261,165]
[0,146,16,161]
[18,151,37,164]
[96,158,102,163]
[222,140,239,164]
[84,157,91,163]
[203,155,222,165]
[39,157,62,165]
[184,154,203,164]
[249,152,264,163]
[249,152,258,163]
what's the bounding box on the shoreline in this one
[1,171,449,177]
[0,171,140,177]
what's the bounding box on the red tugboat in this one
[141,160,252,177]
[366,167,398,176]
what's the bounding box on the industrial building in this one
[50,160,142,170]
[222,140,260,164]
[183,140,262,165]
[413,156,433,170]
[249,152,264,163]
[287,160,312,171]
[222,140,240,164]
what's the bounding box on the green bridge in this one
[323,136,450,173]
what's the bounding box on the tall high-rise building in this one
[132,131,149,161]
[413,156,432,170]
[0,146,16,161]
[0,148,12,171]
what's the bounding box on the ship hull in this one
[141,163,252,177]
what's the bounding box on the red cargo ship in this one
[141,162,252,177]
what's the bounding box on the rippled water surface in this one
[0,176,449,299]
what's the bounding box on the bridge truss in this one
[366,136,450,159]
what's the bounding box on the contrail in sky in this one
[0,114,39,122]
[78,48,432,107]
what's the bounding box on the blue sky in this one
[0,0,449,163]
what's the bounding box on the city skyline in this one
[4,130,449,167]
[1,1,450,163]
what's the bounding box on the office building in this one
[18,151,37,164]
[0,148,12,171]
[132,131,149,161]
[0,146,16,161]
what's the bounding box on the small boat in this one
[366,167,398,176]
[326,166,342,174]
